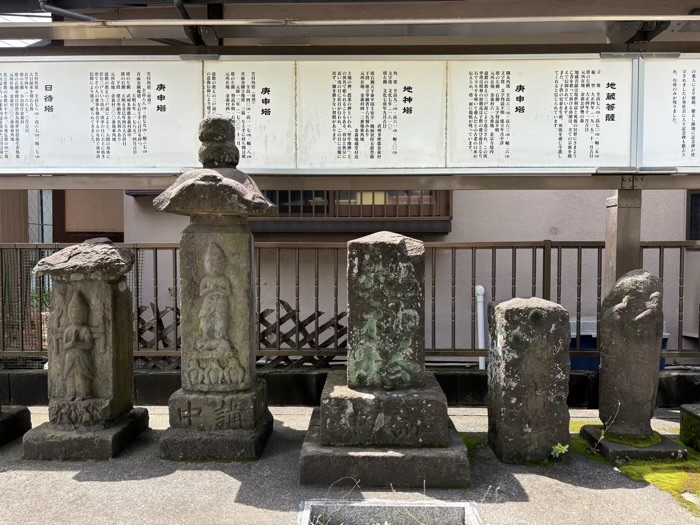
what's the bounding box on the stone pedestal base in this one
[0,406,32,447]
[320,371,448,447]
[300,408,470,488]
[680,405,700,451]
[581,425,688,462]
[23,408,149,460]
[168,380,268,431]
[160,408,273,460]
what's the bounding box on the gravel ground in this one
[0,406,696,525]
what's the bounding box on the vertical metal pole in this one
[542,240,552,301]
[679,247,685,352]
[511,248,517,298]
[431,248,436,351]
[0,248,4,351]
[153,248,160,350]
[18,248,23,353]
[491,247,496,300]
[471,248,477,351]
[36,245,43,353]
[531,247,537,297]
[256,246,261,351]
[576,247,582,351]
[314,248,319,350]
[275,248,280,351]
[556,246,563,305]
[134,247,140,353]
[596,246,603,340]
[333,248,338,350]
[171,247,178,352]
[295,248,300,351]
[451,247,456,351]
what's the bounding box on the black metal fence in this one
[1,240,699,370]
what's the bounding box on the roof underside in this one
[1,1,700,50]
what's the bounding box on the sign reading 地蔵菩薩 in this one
[0,54,695,174]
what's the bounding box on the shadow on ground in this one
[0,416,661,518]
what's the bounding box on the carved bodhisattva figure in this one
[62,291,94,401]
[156,115,275,460]
[189,242,246,388]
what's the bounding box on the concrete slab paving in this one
[0,406,697,525]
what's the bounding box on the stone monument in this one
[680,404,700,452]
[0,405,31,448]
[300,231,469,488]
[157,115,275,460]
[581,269,688,461]
[487,297,570,464]
[24,238,148,460]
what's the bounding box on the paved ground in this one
[0,406,697,525]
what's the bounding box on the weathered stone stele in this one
[24,239,148,460]
[347,231,425,390]
[598,269,663,437]
[300,232,469,488]
[157,115,275,460]
[0,406,31,449]
[487,297,571,464]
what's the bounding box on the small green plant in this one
[550,442,569,459]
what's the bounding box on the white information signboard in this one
[203,60,295,169]
[0,59,201,173]
[642,56,700,170]
[297,60,446,168]
[447,57,634,168]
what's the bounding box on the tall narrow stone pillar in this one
[487,298,571,464]
[605,190,642,296]
[157,116,275,460]
[300,232,469,488]
[24,239,148,460]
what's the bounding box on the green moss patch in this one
[619,453,700,517]
[569,421,590,434]
[572,435,700,517]
[605,431,664,448]
[460,433,486,461]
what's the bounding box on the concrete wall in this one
[65,190,124,234]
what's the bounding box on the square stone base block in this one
[581,425,688,462]
[0,406,32,447]
[300,408,469,488]
[320,371,449,447]
[169,380,268,431]
[680,404,700,451]
[160,408,273,460]
[23,408,149,460]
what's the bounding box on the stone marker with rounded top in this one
[23,238,148,460]
[300,231,469,488]
[0,404,31,449]
[487,297,571,464]
[156,115,275,460]
[581,269,688,461]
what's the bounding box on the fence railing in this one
[1,240,699,370]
